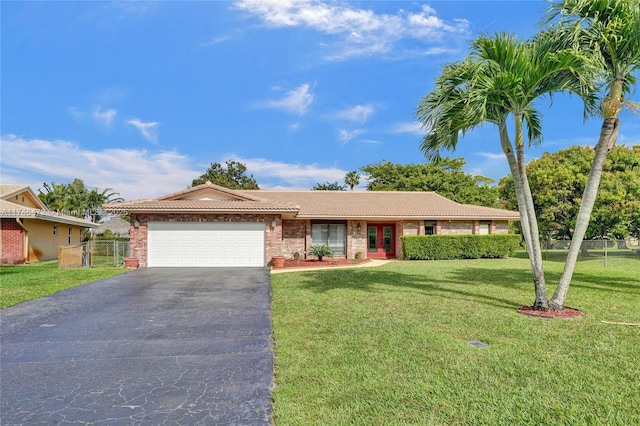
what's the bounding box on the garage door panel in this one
[148,222,266,267]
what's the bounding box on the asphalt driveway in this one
[0,268,273,425]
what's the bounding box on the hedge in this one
[401,234,522,260]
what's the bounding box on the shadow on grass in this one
[291,261,639,309]
[294,267,530,310]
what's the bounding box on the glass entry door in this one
[367,224,395,258]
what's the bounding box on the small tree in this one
[192,160,259,189]
[309,244,333,261]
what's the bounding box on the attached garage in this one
[148,222,266,267]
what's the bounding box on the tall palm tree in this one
[87,187,124,223]
[417,32,596,310]
[344,171,360,190]
[544,0,640,310]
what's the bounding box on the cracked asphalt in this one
[1,268,273,425]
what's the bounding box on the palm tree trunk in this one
[550,80,624,310]
[514,114,549,309]
[500,122,548,309]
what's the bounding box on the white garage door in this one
[147,222,266,267]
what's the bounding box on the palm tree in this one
[417,32,596,310]
[544,0,640,309]
[86,187,124,222]
[344,171,360,190]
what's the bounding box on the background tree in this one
[499,145,640,243]
[38,179,123,222]
[544,0,640,308]
[417,31,596,311]
[344,171,360,190]
[361,158,500,208]
[191,160,259,189]
[312,181,346,191]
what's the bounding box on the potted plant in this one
[272,255,286,268]
[124,257,139,268]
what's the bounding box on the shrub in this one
[401,234,521,260]
[309,244,333,261]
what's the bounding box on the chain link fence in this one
[59,240,130,268]
[541,238,639,269]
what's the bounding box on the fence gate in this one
[58,240,130,268]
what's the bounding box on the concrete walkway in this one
[1,268,273,425]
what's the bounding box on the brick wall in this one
[494,221,509,234]
[347,220,367,260]
[440,221,474,235]
[1,219,25,264]
[282,220,305,258]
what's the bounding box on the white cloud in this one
[126,118,159,143]
[338,128,365,143]
[226,154,346,189]
[0,134,197,200]
[389,121,424,135]
[333,104,376,124]
[69,106,117,129]
[234,0,469,60]
[201,35,232,46]
[92,106,117,128]
[260,83,314,115]
[0,134,351,197]
[476,152,505,161]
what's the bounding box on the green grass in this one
[271,254,640,425]
[0,261,128,308]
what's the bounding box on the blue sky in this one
[2,1,638,200]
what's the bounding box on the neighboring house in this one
[91,217,131,238]
[105,181,520,268]
[1,184,97,264]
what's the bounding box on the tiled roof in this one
[0,199,98,227]
[0,184,31,199]
[242,190,520,219]
[105,199,299,213]
[106,184,520,220]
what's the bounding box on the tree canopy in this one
[191,160,259,189]
[311,181,346,191]
[38,179,123,223]
[499,145,640,240]
[360,158,500,208]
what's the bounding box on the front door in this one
[367,224,395,258]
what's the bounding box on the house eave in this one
[1,211,97,227]
[108,207,300,214]
[293,214,520,221]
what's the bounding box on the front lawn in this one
[0,261,128,308]
[271,256,640,425]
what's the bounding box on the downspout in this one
[15,218,29,264]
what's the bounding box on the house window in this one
[479,221,491,235]
[53,224,58,236]
[68,227,73,244]
[424,220,436,235]
[311,222,346,256]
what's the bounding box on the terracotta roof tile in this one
[242,190,520,219]
[105,187,520,220]
[105,199,298,213]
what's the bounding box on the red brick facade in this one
[1,218,25,264]
[127,215,511,267]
